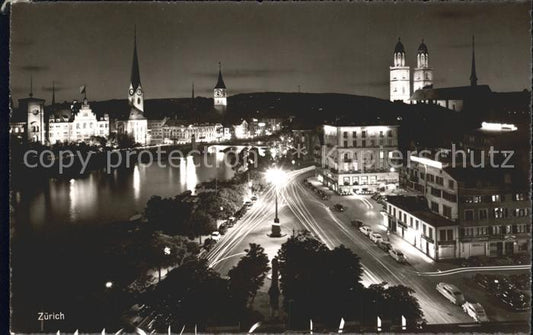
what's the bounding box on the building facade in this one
[48,98,109,144]
[161,120,224,144]
[400,153,530,259]
[319,124,400,194]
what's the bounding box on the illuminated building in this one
[48,98,109,144]
[319,124,400,194]
[413,40,433,92]
[390,38,410,103]
[399,152,530,259]
[213,62,227,112]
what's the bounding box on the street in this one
[205,167,529,325]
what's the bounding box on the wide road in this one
[205,167,526,325]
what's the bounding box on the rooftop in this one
[410,85,491,101]
[386,196,457,228]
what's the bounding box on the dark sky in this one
[10,2,530,104]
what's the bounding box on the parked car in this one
[377,240,392,252]
[462,302,489,323]
[389,248,407,263]
[332,204,344,212]
[251,195,258,202]
[501,291,530,311]
[436,282,465,305]
[218,224,228,235]
[369,233,383,243]
[245,201,253,207]
[359,225,373,236]
[211,231,221,241]
[351,220,363,229]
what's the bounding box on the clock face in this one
[32,109,39,115]
[137,88,142,95]
[129,89,134,95]
[215,90,223,97]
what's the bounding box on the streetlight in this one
[266,167,287,237]
[105,281,113,289]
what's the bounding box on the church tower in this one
[126,26,147,145]
[128,26,144,113]
[389,38,410,103]
[20,76,46,144]
[214,62,227,112]
[469,35,478,87]
[413,39,433,92]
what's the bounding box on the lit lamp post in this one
[266,167,287,237]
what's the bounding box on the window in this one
[464,210,474,221]
[420,172,425,180]
[491,195,501,202]
[387,130,393,137]
[443,205,452,219]
[352,131,357,138]
[473,196,481,204]
[431,187,442,197]
[410,217,413,227]
[428,227,433,240]
[362,131,367,138]
[362,140,366,147]
[439,230,446,241]
[515,193,526,201]
[442,191,456,202]
[493,208,507,219]
[479,209,488,220]
[422,224,427,236]
[343,141,348,147]
[379,131,384,137]
[415,220,419,230]
[370,139,375,146]
[427,174,435,183]
[431,201,439,212]
[448,180,455,189]
[513,208,528,217]
[436,176,444,186]
[343,131,348,138]
[447,230,453,240]
[491,226,501,235]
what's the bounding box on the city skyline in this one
[10,2,530,104]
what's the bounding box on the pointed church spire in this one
[470,35,478,87]
[29,75,33,97]
[131,25,141,90]
[215,61,226,89]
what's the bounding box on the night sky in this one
[10,2,530,104]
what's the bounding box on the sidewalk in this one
[306,176,455,274]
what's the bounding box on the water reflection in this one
[13,153,234,232]
[186,155,198,194]
[133,166,141,200]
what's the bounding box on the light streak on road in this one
[417,264,531,277]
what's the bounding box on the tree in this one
[277,232,363,327]
[268,257,280,318]
[228,244,270,308]
[146,259,237,331]
[190,211,216,243]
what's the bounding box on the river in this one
[11,153,235,234]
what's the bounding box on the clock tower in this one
[20,77,46,144]
[128,26,144,113]
[214,62,227,112]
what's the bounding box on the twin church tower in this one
[390,38,433,103]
